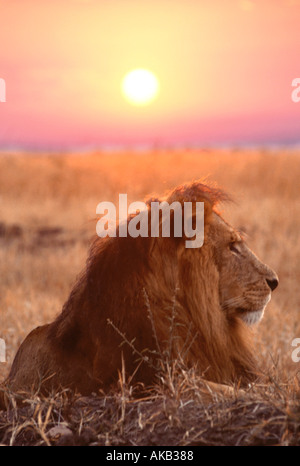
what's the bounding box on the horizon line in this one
[1,140,300,155]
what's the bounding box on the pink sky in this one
[0,0,300,149]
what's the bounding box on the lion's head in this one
[212,214,278,326]
[5,181,278,397]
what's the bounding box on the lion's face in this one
[210,213,278,326]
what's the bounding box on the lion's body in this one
[3,181,278,399]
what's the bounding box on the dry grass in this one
[0,148,299,446]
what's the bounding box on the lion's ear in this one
[165,180,230,206]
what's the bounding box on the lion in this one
[1,180,278,404]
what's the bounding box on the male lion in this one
[1,181,278,403]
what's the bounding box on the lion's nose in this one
[266,277,279,291]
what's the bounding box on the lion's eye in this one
[229,242,241,254]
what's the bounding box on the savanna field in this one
[0,148,299,446]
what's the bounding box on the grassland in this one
[0,148,299,446]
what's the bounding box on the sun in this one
[122,69,159,106]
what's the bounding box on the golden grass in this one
[0,148,299,445]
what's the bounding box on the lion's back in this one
[8,324,53,393]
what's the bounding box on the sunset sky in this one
[0,0,300,150]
